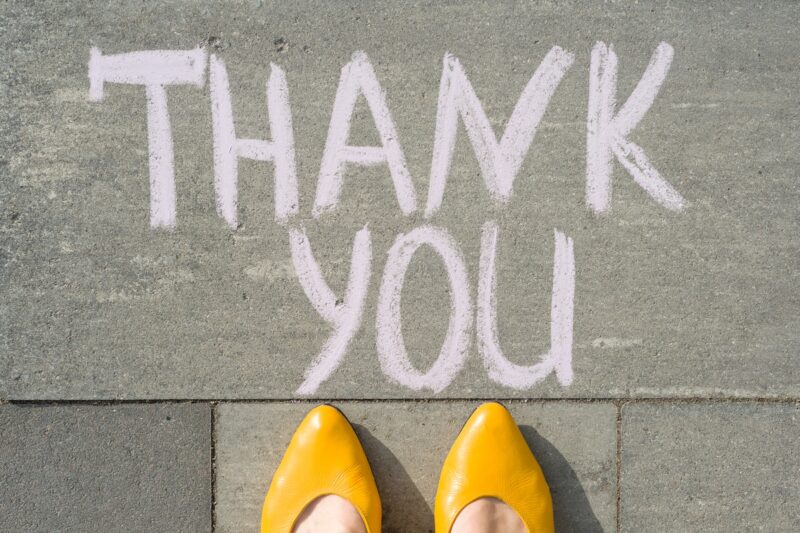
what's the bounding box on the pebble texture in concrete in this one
[621,402,800,532]
[0,403,212,533]
[1,1,798,399]
[215,401,616,533]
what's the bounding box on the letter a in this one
[313,52,416,218]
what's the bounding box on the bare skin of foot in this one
[292,495,525,533]
[451,497,527,533]
[292,495,367,533]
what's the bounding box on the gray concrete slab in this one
[2,1,798,399]
[215,401,615,532]
[621,402,800,532]
[0,403,212,533]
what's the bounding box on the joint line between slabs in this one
[615,400,625,533]
[3,397,799,405]
[210,401,218,533]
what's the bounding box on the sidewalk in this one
[2,399,797,532]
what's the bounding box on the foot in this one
[435,403,552,533]
[262,405,381,533]
[292,495,367,533]
[451,497,527,533]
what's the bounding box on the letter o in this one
[376,225,473,392]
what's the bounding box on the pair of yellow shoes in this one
[262,402,554,533]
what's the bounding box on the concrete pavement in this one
[1,1,798,531]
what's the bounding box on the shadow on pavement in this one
[351,422,602,533]
[519,425,604,533]
[353,424,434,533]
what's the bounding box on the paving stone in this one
[621,402,800,532]
[215,401,615,532]
[1,1,798,400]
[0,403,212,533]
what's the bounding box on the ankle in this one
[292,495,367,533]
[451,497,527,533]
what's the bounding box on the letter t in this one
[88,47,207,228]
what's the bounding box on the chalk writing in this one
[89,47,206,228]
[478,223,575,389]
[209,55,299,228]
[587,42,685,213]
[426,47,573,216]
[314,52,417,218]
[289,225,372,395]
[376,225,473,392]
[89,43,684,394]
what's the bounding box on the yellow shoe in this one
[434,402,554,533]
[261,404,381,533]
